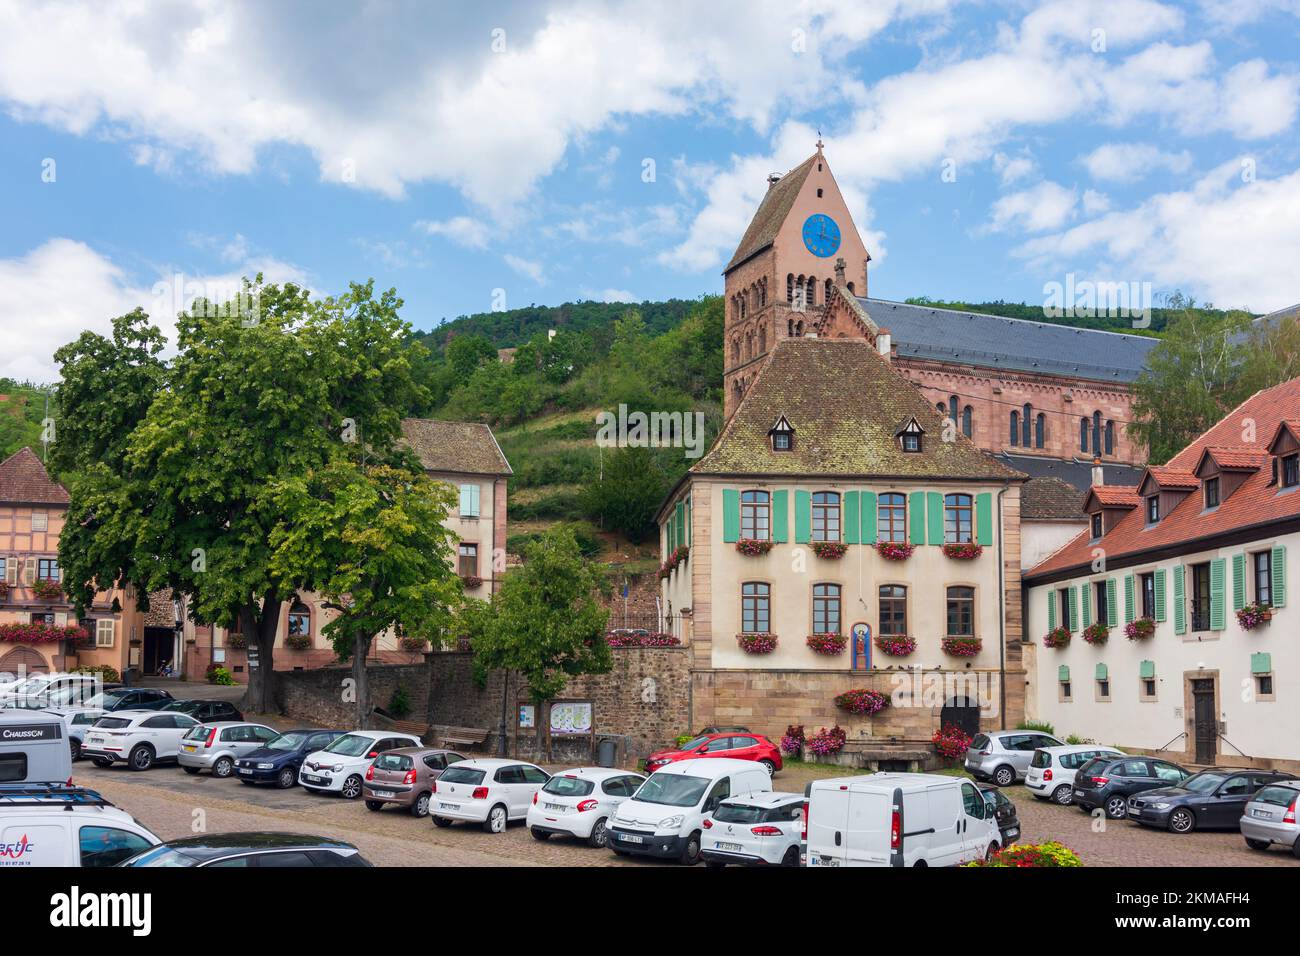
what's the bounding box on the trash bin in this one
[596,736,619,768]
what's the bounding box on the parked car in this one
[430,758,551,832]
[298,730,422,798]
[234,729,345,789]
[4,674,101,710]
[1025,745,1125,805]
[1071,755,1190,819]
[0,710,73,784]
[159,699,242,722]
[977,783,1021,846]
[701,790,803,867]
[1127,768,1297,833]
[965,730,1064,786]
[806,771,1001,867]
[42,707,107,761]
[644,732,782,776]
[177,721,280,778]
[119,832,371,867]
[525,767,646,847]
[0,673,70,706]
[81,711,200,771]
[610,757,770,865]
[86,687,174,712]
[1241,778,1300,858]
[363,747,467,816]
[0,783,161,866]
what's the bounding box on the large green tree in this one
[581,445,671,543]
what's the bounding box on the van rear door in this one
[844,787,891,866]
[806,783,850,867]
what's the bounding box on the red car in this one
[644,732,782,775]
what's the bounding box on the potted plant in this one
[806,724,847,756]
[735,538,774,556]
[833,688,890,715]
[30,578,64,600]
[873,635,917,657]
[1082,622,1109,645]
[874,541,914,561]
[931,723,973,762]
[1124,617,1155,641]
[285,633,312,650]
[780,725,805,759]
[942,542,983,560]
[1237,602,1272,631]
[806,633,847,655]
[461,574,483,588]
[737,632,778,654]
[1043,626,1071,648]
[941,637,982,657]
[811,541,848,559]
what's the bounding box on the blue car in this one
[234,728,345,789]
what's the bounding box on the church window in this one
[1035,413,1045,449]
[758,327,766,353]
[1080,417,1089,453]
[1009,411,1019,446]
[1105,420,1115,456]
[948,395,959,423]
[825,278,832,302]
[1022,404,1032,447]
[962,406,973,438]
[1092,411,1102,455]
[787,274,794,303]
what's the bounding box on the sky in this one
[2,0,1299,382]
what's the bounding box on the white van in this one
[804,772,1001,867]
[0,711,72,785]
[609,757,770,865]
[0,783,161,866]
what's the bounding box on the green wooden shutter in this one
[1232,553,1246,611]
[1067,586,1078,632]
[1058,665,1070,682]
[909,492,927,545]
[772,490,789,543]
[927,492,944,545]
[1081,584,1092,628]
[687,496,692,542]
[674,501,685,550]
[668,512,675,552]
[1173,565,1186,635]
[1252,652,1272,674]
[722,489,740,542]
[1139,660,1155,679]
[1106,578,1118,629]
[1154,568,1167,622]
[1047,589,1057,631]
[1095,663,1108,680]
[1124,574,1135,624]
[844,492,860,544]
[1210,557,1226,630]
[860,491,877,544]
[1272,545,1287,607]
[794,490,811,544]
[975,492,993,546]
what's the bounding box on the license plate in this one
[238,768,253,775]
[88,736,103,744]
[816,855,840,867]
[302,774,323,784]
[1074,789,1086,797]
[373,790,395,799]
[1252,808,1270,818]
[620,833,645,844]
[544,803,566,811]
[714,841,744,852]
[438,802,460,811]
[182,745,196,752]
[1005,828,1019,838]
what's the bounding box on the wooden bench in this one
[437,725,492,750]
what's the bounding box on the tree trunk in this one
[352,631,372,727]
[240,596,282,716]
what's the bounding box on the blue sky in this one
[2,0,1299,381]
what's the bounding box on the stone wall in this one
[276,662,431,728]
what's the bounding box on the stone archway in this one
[939,694,982,738]
[0,645,52,677]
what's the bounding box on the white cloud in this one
[581,287,636,303]
[985,181,1079,233]
[1082,189,1112,214]
[1081,143,1194,182]
[504,253,545,284]
[992,151,1037,186]
[416,216,491,250]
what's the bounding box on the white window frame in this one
[96,619,116,648]
[31,511,48,532]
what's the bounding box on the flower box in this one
[1124,617,1155,641]
[1082,623,1109,645]
[873,635,917,657]
[942,542,983,560]
[0,622,89,645]
[658,545,690,578]
[806,724,847,756]
[941,637,982,657]
[1237,603,1272,631]
[1043,626,1071,649]
[607,631,681,648]
[805,633,847,655]
[30,578,64,601]
[811,541,848,560]
[874,541,914,561]
[285,634,312,650]
[735,538,773,556]
[225,633,247,650]
[461,574,483,589]
[967,842,1083,868]
[737,632,777,654]
[833,688,890,715]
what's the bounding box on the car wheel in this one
[531,827,552,841]
[1245,838,1270,851]
[183,765,201,775]
[92,757,112,768]
[340,774,363,799]
[275,768,296,789]
[412,792,431,817]
[588,818,609,848]
[212,757,234,778]
[365,799,384,812]
[1051,785,1073,806]
[1104,796,1128,819]
[484,804,508,833]
[1168,808,1196,833]
[128,745,154,771]
[432,816,453,828]
[781,845,800,867]
[759,759,776,775]
[985,842,1000,862]
[993,765,1016,787]
[679,830,702,866]
[69,738,81,761]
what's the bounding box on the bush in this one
[968,841,1083,867]
[780,725,805,756]
[389,684,412,720]
[72,664,120,683]
[1017,719,1056,735]
[205,664,236,686]
[806,725,847,756]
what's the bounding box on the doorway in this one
[1191,678,1217,764]
[940,695,982,739]
[142,626,174,676]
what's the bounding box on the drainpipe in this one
[997,483,1009,730]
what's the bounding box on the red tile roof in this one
[1027,375,1300,580]
[1196,445,1269,471]
[1142,465,1200,490]
[1087,485,1140,507]
[0,447,69,506]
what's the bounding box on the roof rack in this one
[0,782,114,809]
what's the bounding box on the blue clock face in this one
[802,213,841,257]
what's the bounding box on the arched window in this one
[731,338,740,363]
[741,582,770,634]
[786,274,794,303]
[1080,417,1089,452]
[805,277,815,307]
[1022,404,1032,447]
[811,492,841,542]
[846,281,855,294]
[812,583,842,634]
[740,490,770,540]
[962,405,973,438]
[1009,411,1019,446]
[878,492,906,543]
[288,600,311,638]
[1035,413,1045,449]
[795,320,804,335]
[938,401,947,415]
[948,395,959,423]
[944,493,973,544]
[824,278,832,302]
[1093,411,1102,455]
[1105,420,1115,456]
[758,326,766,353]
[879,585,907,637]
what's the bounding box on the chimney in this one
[1092,456,1104,488]
[833,257,846,285]
[877,328,891,360]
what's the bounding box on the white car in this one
[0,782,162,867]
[1025,745,1125,805]
[431,758,551,832]
[298,731,422,799]
[525,767,646,847]
[701,791,804,867]
[41,707,107,761]
[3,673,98,709]
[80,711,200,771]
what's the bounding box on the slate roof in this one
[692,337,1024,482]
[862,298,1158,383]
[0,447,69,506]
[991,452,1143,493]
[399,419,512,476]
[1021,477,1086,520]
[1027,375,1300,581]
[724,155,816,274]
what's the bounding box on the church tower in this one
[722,141,874,418]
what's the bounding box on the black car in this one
[118,831,371,867]
[1072,756,1190,819]
[94,687,175,712]
[1128,768,1297,833]
[159,699,243,722]
[977,783,1021,845]
[234,728,346,788]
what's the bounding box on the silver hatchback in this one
[1241,778,1300,859]
[178,721,280,778]
[965,730,1064,786]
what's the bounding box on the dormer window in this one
[769,415,795,452]
[901,433,921,453]
[1204,477,1220,509]
[1284,454,1300,489]
[1090,512,1103,540]
[1146,495,1159,524]
[896,416,925,454]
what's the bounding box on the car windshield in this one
[1253,786,1299,808]
[324,734,375,757]
[970,734,990,750]
[633,773,710,808]
[266,732,308,752]
[94,717,133,729]
[713,803,766,824]
[440,766,485,785]
[1181,772,1228,793]
[1030,750,1051,768]
[183,726,211,740]
[121,846,200,867]
[374,754,412,771]
[543,775,595,797]
[14,677,50,695]
[676,736,709,752]
[159,700,195,712]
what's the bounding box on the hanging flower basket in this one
[1043,626,1071,649]
[941,637,982,657]
[942,543,983,560]
[1124,617,1155,641]
[874,541,914,561]
[806,725,847,756]
[226,633,247,650]
[659,545,690,578]
[461,574,483,588]
[1237,603,1272,631]
[806,633,847,655]
[873,635,917,657]
[30,578,64,600]
[735,538,774,556]
[1082,623,1109,645]
[285,634,312,650]
[737,632,778,654]
[833,688,890,716]
[811,541,848,560]
[0,622,89,645]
